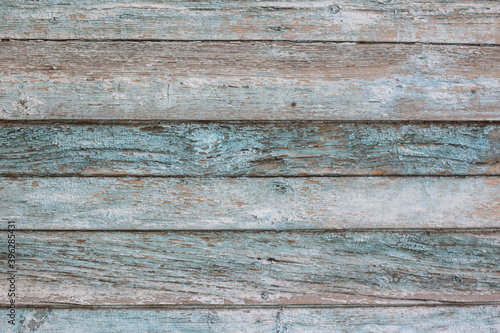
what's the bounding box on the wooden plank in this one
[11,307,500,332]
[1,177,498,230]
[2,231,499,306]
[1,1,498,43]
[1,122,498,176]
[1,41,499,121]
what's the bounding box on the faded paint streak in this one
[0,42,498,120]
[1,0,498,43]
[0,123,498,176]
[0,177,498,230]
[3,232,500,306]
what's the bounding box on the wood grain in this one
[1,122,498,176]
[1,177,498,230]
[11,307,500,332]
[2,231,499,306]
[3,0,499,329]
[1,41,499,120]
[1,1,498,43]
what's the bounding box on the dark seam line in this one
[0,119,500,126]
[2,39,500,47]
[0,120,499,126]
[2,228,499,233]
[8,302,500,310]
[1,174,499,178]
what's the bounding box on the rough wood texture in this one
[1,177,498,230]
[1,1,499,43]
[3,0,499,331]
[1,122,498,176]
[11,307,500,332]
[1,231,499,306]
[1,41,499,120]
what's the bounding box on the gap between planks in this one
[1,120,500,125]
[3,229,500,234]
[2,39,500,47]
[2,174,500,178]
[10,303,500,310]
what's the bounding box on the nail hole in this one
[329,4,340,14]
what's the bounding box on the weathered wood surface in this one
[1,231,499,306]
[1,177,498,230]
[10,306,500,332]
[1,42,499,121]
[1,122,498,176]
[1,1,499,43]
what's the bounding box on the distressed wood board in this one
[1,0,499,43]
[1,41,499,120]
[1,177,498,230]
[1,231,499,306]
[1,122,498,176]
[2,0,499,330]
[9,306,500,333]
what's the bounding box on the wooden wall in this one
[1,1,499,331]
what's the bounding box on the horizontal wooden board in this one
[1,231,499,306]
[10,307,500,332]
[1,122,498,176]
[1,177,498,230]
[1,41,499,120]
[1,1,499,43]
